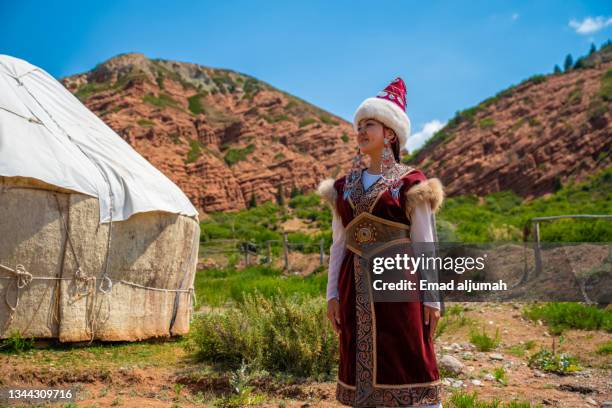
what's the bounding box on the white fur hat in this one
[353,77,411,153]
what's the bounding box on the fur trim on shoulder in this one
[404,178,445,217]
[317,178,338,214]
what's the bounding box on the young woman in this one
[318,78,445,407]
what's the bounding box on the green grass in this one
[479,117,495,129]
[200,194,332,247]
[0,330,34,353]
[298,117,316,127]
[319,114,339,126]
[224,144,256,166]
[493,366,507,385]
[188,94,205,114]
[193,265,327,308]
[469,327,500,351]
[143,92,180,109]
[438,167,612,242]
[186,139,202,164]
[596,340,612,355]
[137,118,154,127]
[187,291,338,379]
[448,390,543,407]
[523,302,612,334]
[600,68,612,101]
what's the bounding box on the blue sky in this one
[1,1,610,150]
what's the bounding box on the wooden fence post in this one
[282,233,289,270]
[267,241,271,264]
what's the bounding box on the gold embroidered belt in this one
[345,212,411,257]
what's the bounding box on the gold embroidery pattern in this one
[336,162,442,407]
[354,221,377,244]
[350,163,414,216]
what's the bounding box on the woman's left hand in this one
[424,305,440,340]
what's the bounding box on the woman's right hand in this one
[327,298,341,335]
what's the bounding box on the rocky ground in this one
[2,302,610,407]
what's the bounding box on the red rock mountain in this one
[406,45,611,199]
[62,48,611,214]
[61,53,356,215]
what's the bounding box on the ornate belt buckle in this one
[354,221,377,244]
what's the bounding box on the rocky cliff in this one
[62,53,355,214]
[407,45,611,199]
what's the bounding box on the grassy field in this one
[2,167,611,407]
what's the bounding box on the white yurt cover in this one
[0,54,198,223]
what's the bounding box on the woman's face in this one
[357,118,388,155]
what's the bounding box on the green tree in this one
[248,193,257,208]
[276,184,285,206]
[564,54,574,72]
[589,42,597,55]
[553,64,562,74]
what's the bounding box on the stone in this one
[439,355,465,376]
[489,353,504,360]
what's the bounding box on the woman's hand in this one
[424,305,440,340]
[327,298,341,335]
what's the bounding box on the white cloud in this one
[406,119,446,153]
[512,13,519,21]
[569,16,612,35]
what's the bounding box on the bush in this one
[319,114,339,126]
[143,92,180,108]
[188,291,338,378]
[186,139,202,163]
[523,302,612,334]
[299,118,316,127]
[188,94,205,114]
[224,144,256,166]
[528,348,581,374]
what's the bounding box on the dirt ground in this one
[1,302,610,407]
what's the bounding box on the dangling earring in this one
[379,136,396,175]
[380,135,402,201]
[343,146,366,200]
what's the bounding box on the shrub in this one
[188,94,205,114]
[188,291,338,378]
[143,92,180,109]
[341,132,349,143]
[137,118,154,127]
[224,144,256,166]
[299,118,316,127]
[479,118,495,129]
[528,348,581,374]
[319,114,340,126]
[186,139,202,163]
[469,327,500,351]
[599,68,612,101]
[523,302,612,334]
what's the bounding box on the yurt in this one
[0,55,200,342]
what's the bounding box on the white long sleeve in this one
[327,211,346,301]
[410,202,441,310]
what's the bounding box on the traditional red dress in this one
[327,162,443,407]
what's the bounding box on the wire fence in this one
[200,233,327,270]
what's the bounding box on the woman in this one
[318,78,445,407]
